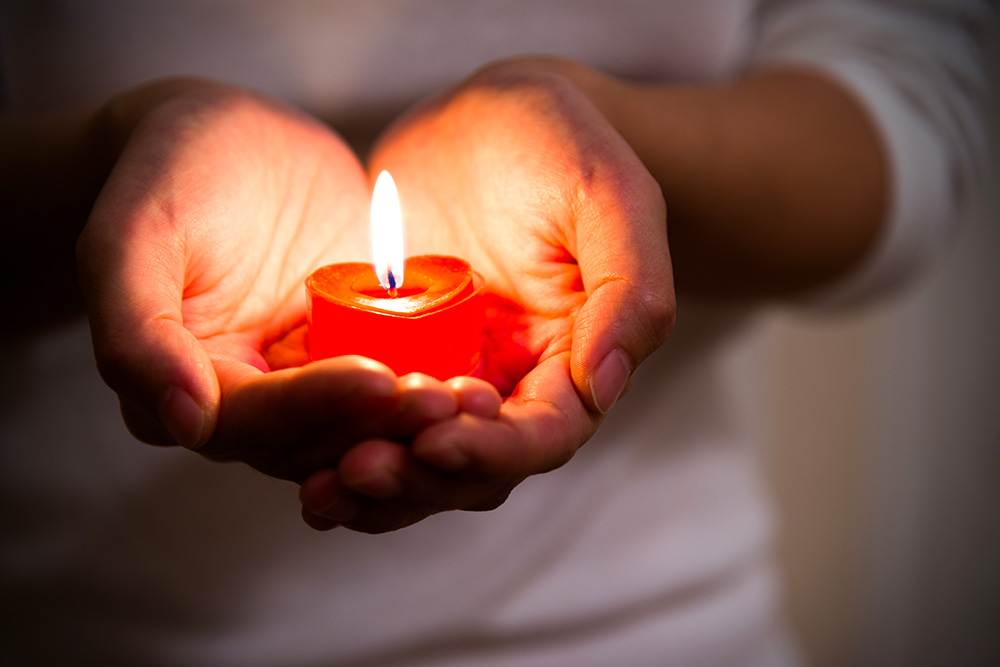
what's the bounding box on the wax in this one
[306,255,484,379]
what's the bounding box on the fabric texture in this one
[0,1,991,665]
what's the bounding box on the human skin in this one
[298,57,885,533]
[70,80,500,483]
[3,52,883,532]
[297,62,676,531]
[58,73,669,496]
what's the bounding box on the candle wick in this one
[387,270,398,298]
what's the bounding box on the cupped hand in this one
[302,60,676,532]
[76,79,486,482]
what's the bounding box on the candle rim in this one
[307,255,482,318]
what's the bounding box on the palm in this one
[301,66,673,532]
[369,77,606,393]
[82,72,672,527]
[158,100,369,363]
[81,86,462,482]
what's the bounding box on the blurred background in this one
[748,53,999,667]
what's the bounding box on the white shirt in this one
[0,2,990,665]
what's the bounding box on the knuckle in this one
[91,329,143,396]
[591,278,675,353]
[638,287,676,347]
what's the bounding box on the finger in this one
[309,440,517,533]
[204,355,399,462]
[570,157,675,414]
[413,353,595,477]
[444,375,502,418]
[393,373,459,436]
[262,324,310,371]
[77,178,219,448]
[118,395,180,446]
[300,461,422,534]
[301,507,341,532]
[300,469,352,529]
[340,439,516,508]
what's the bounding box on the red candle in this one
[305,172,484,380]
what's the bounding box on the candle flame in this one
[371,170,405,293]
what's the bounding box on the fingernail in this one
[158,387,205,449]
[589,349,631,414]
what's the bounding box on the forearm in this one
[504,58,888,297]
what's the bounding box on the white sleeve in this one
[749,0,995,303]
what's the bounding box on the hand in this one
[301,60,675,532]
[76,79,494,482]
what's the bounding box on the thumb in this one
[106,319,219,449]
[77,178,219,448]
[570,167,675,414]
